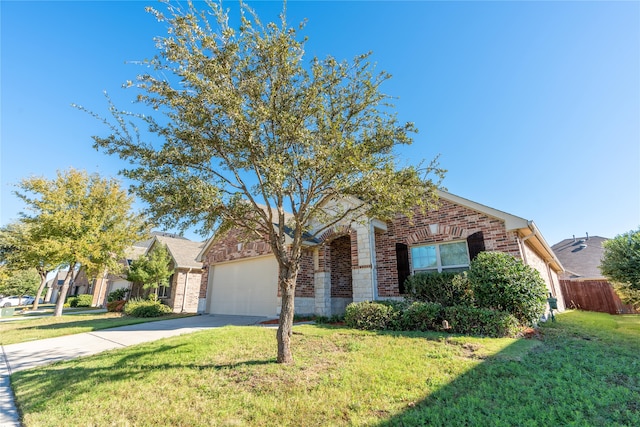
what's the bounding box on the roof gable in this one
[150,235,204,270]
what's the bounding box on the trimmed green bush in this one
[468,252,547,325]
[107,288,130,303]
[443,305,520,337]
[123,298,172,318]
[398,301,444,331]
[344,301,395,330]
[66,294,93,308]
[404,271,473,306]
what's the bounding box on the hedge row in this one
[404,252,548,325]
[344,300,519,338]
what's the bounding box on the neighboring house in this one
[552,235,636,314]
[45,268,90,303]
[91,243,148,307]
[197,190,566,318]
[129,234,205,313]
[90,232,204,313]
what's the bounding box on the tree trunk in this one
[54,264,76,317]
[32,270,49,311]
[276,279,296,363]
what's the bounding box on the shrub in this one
[123,298,172,317]
[107,300,127,312]
[344,301,395,330]
[398,301,444,331]
[107,288,129,303]
[404,271,473,306]
[66,294,93,308]
[443,305,519,337]
[467,252,547,325]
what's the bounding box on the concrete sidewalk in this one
[0,314,268,427]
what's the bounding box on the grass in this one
[10,310,640,426]
[0,312,194,345]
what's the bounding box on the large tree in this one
[600,228,640,308]
[0,268,39,303]
[86,0,443,363]
[14,168,147,316]
[0,221,61,310]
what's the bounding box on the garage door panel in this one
[208,256,278,316]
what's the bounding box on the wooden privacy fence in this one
[560,279,638,314]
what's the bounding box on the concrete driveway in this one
[0,314,269,427]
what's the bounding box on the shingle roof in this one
[551,236,608,279]
[152,235,205,270]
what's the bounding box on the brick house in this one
[130,234,204,313]
[196,190,566,318]
[91,233,204,312]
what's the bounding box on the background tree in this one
[0,268,39,304]
[0,221,61,310]
[126,244,174,300]
[14,168,148,316]
[85,1,444,363]
[601,228,640,309]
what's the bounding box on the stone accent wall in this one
[375,199,521,297]
[171,269,202,313]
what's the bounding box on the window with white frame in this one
[157,274,173,299]
[410,241,470,273]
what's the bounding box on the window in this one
[158,274,173,299]
[158,284,171,299]
[410,241,470,273]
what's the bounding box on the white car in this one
[0,295,38,307]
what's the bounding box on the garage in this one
[207,255,279,317]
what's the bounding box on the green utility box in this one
[1,307,15,317]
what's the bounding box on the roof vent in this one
[579,243,588,249]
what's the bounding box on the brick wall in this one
[198,229,315,299]
[375,199,521,297]
[330,236,353,298]
[199,228,273,299]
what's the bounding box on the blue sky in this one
[1,0,639,246]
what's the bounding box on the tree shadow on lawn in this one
[372,326,640,426]
[11,342,276,415]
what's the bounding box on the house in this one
[91,232,204,313]
[45,268,90,303]
[129,234,205,313]
[552,235,636,314]
[196,190,566,318]
[90,243,148,307]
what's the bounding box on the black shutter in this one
[395,243,410,294]
[467,231,485,261]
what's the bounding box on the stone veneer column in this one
[352,222,375,302]
[313,247,332,316]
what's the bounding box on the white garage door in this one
[208,255,279,317]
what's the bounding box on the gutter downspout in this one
[519,223,537,264]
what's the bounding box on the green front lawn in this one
[0,312,193,345]
[11,311,640,426]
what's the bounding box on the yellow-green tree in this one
[14,168,147,316]
[126,244,174,300]
[86,1,443,362]
[0,221,60,310]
